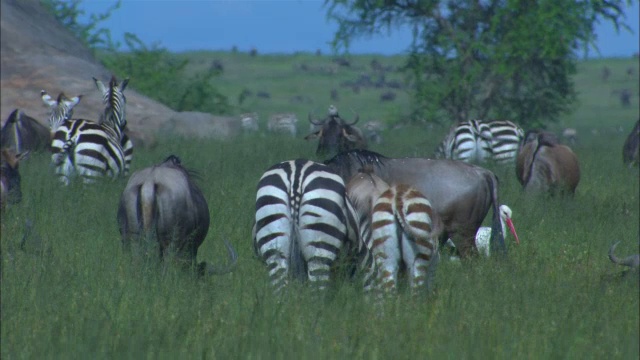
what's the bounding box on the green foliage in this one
[40,0,121,51]
[325,0,633,128]
[99,34,232,114]
[42,0,231,115]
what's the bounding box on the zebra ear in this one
[120,78,129,92]
[41,90,56,107]
[93,77,107,94]
[65,95,83,108]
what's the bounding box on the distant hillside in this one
[1,0,637,138]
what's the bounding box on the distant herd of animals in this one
[1,76,638,295]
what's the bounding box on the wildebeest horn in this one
[200,238,239,275]
[346,113,360,126]
[308,113,323,126]
[608,241,640,268]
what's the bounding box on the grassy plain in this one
[1,54,638,359]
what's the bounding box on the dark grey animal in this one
[516,130,580,195]
[1,109,50,153]
[325,149,506,258]
[1,149,27,211]
[117,155,237,274]
[305,105,367,157]
[623,119,639,167]
[609,241,639,269]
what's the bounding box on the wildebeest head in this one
[622,119,639,167]
[516,129,580,195]
[305,105,367,157]
[1,149,28,210]
[41,90,82,132]
[1,109,51,153]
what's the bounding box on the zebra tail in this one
[290,220,306,282]
[487,173,507,256]
[139,181,156,234]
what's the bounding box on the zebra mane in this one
[324,149,387,171]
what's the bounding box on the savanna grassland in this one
[1,54,638,359]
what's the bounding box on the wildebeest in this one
[346,169,441,294]
[1,109,51,153]
[1,149,27,212]
[305,105,367,157]
[117,155,237,274]
[325,149,506,258]
[608,241,639,269]
[516,130,581,195]
[622,119,639,167]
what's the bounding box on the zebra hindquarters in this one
[370,194,401,294]
[298,197,346,290]
[397,192,439,292]
[254,197,293,292]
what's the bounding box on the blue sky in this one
[81,0,639,57]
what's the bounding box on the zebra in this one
[253,159,361,292]
[346,170,441,295]
[42,76,129,185]
[435,120,493,163]
[487,120,524,164]
[94,76,134,175]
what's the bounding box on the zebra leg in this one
[402,233,438,293]
[301,230,342,290]
[372,232,400,295]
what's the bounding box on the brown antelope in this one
[1,149,27,212]
[346,169,442,294]
[117,155,237,274]
[622,119,639,167]
[326,149,506,258]
[1,109,51,153]
[516,130,580,195]
[305,105,367,157]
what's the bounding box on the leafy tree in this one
[325,0,632,128]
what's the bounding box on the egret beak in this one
[506,218,520,244]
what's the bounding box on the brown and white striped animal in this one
[305,105,367,157]
[117,155,237,274]
[325,149,507,258]
[622,119,639,167]
[346,170,441,294]
[516,130,580,195]
[1,109,51,153]
[1,149,27,212]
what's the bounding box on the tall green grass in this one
[2,57,639,358]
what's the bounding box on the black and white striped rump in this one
[487,120,524,164]
[253,159,359,291]
[435,120,493,163]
